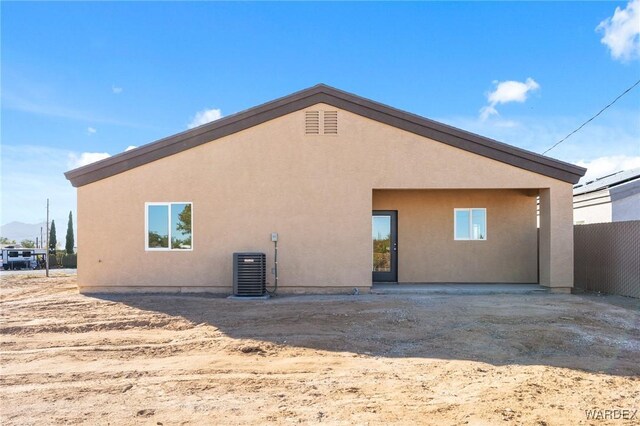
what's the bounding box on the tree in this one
[148,231,168,248]
[65,211,75,254]
[49,220,57,254]
[174,204,192,248]
[20,239,35,248]
[0,237,16,245]
[176,204,192,234]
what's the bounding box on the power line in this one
[542,78,640,155]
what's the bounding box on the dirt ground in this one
[1,273,639,425]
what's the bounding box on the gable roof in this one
[65,84,586,187]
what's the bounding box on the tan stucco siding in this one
[76,103,573,292]
[373,189,538,283]
[538,185,574,290]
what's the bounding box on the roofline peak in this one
[65,84,586,187]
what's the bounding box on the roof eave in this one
[65,84,587,187]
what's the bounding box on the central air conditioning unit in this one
[233,252,266,296]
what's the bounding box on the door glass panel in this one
[372,216,391,272]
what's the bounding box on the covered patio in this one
[371,187,573,293]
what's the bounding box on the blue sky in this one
[2,1,639,233]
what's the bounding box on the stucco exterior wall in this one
[373,189,538,283]
[611,179,640,222]
[612,192,640,222]
[76,103,573,293]
[539,186,574,292]
[573,189,612,224]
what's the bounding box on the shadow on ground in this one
[96,292,640,377]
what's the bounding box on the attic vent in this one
[324,111,338,134]
[305,111,320,134]
[305,110,338,135]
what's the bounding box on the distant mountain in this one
[0,221,48,244]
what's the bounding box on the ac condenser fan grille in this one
[233,253,266,296]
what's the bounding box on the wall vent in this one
[305,111,320,134]
[233,252,266,296]
[305,110,338,135]
[323,111,338,134]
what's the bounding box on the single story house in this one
[573,167,640,224]
[65,84,586,294]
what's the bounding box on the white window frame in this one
[145,202,193,251]
[454,208,487,241]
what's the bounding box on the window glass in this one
[471,209,486,240]
[146,203,193,250]
[455,208,486,240]
[171,203,192,249]
[455,210,471,240]
[147,205,169,248]
[372,216,391,272]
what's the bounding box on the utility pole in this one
[40,227,43,249]
[46,199,49,277]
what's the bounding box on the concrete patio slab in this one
[371,283,549,295]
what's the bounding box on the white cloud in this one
[488,78,540,105]
[66,147,137,171]
[112,85,123,94]
[68,152,111,169]
[187,108,222,129]
[576,155,640,182]
[479,105,499,121]
[480,78,540,121]
[87,127,97,135]
[597,0,640,62]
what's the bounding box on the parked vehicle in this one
[1,246,47,270]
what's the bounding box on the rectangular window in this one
[145,202,192,251]
[454,208,486,240]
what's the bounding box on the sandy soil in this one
[1,273,639,425]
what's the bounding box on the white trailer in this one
[1,247,47,270]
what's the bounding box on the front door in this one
[372,210,397,282]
